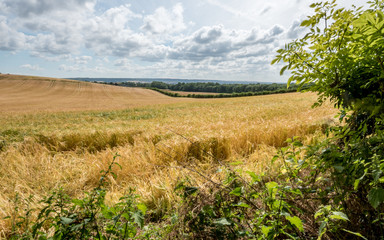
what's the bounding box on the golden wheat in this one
[0,75,338,236]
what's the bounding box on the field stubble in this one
[0,76,337,235]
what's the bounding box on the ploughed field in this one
[0,74,337,235]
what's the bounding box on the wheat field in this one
[0,75,338,235]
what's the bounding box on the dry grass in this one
[0,74,338,236]
[0,74,194,113]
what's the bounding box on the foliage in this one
[106,81,303,95]
[5,154,157,239]
[5,1,384,239]
[273,0,384,131]
[171,137,369,239]
[149,87,297,99]
[170,1,384,239]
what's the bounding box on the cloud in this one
[29,33,77,55]
[286,19,304,39]
[83,4,146,57]
[74,56,92,64]
[141,3,186,34]
[193,25,223,44]
[0,0,303,81]
[114,58,130,67]
[168,24,285,62]
[20,64,42,71]
[0,16,27,51]
[260,6,272,15]
[3,0,96,18]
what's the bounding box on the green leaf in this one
[280,65,289,76]
[286,216,304,232]
[137,203,147,215]
[230,187,242,196]
[233,202,250,208]
[333,165,344,173]
[214,218,232,226]
[246,171,261,183]
[354,179,360,190]
[266,181,278,192]
[342,229,368,240]
[368,188,384,209]
[261,225,272,236]
[318,221,327,240]
[60,217,74,225]
[301,19,311,27]
[132,211,144,228]
[271,58,280,65]
[330,211,349,221]
[314,209,323,219]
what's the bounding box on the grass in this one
[0,75,337,237]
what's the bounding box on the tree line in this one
[100,81,306,97]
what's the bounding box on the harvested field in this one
[0,74,194,113]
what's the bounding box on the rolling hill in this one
[0,74,192,112]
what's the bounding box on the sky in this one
[0,0,366,82]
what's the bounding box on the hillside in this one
[0,74,192,112]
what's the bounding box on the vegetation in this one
[113,81,299,93]
[0,90,335,238]
[2,0,383,239]
[149,87,297,98]
[105,81,303,98]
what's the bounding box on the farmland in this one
[0,74,193,113]
[0,74,337,237]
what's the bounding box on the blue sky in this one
[0,0,365,82]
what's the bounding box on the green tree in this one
[273,1,384,238]
[273,0,384,133]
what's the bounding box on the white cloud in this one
[74,56,92,64]
[20,64,42,71]
[141,3,186,34]
[168,24,285,62]
[286,19,305,39]
[0,16,27,51]
[83,4,147,57]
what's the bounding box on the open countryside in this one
[1,0,383,239]
[0,74,337,238]
[0,74,195,113]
